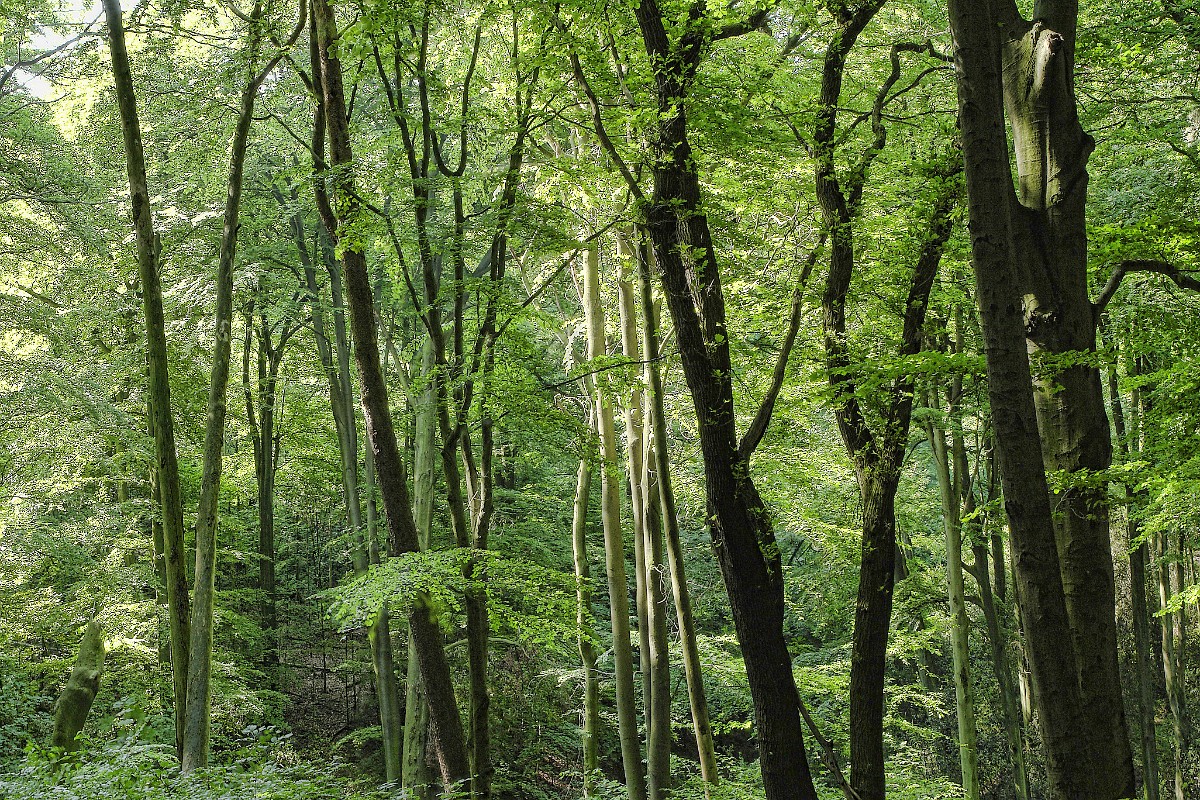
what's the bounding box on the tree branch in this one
[797,696,863,800]
[1092,259,1200,318]
[738,230,825,460]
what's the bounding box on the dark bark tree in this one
[810,7,959,793]
[602,4,823,797]
[947,1,1134,795]
[311,0,471,786]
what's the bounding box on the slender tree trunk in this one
[404,340,436,799]
[180,8,269,768]
[636,237,718,793]
[366,443,403,785]
[626,7,820,798]
[300,37,405,784]
[242,308,284,676]
[617,253,672,800]
[312,0,470,785]
[581,242,647,800]
[969,539,1029,800]
[926,393,980,800]
[572,449,601,795]
[1158,529,1188,800]
[102,0,190,758]
[1108,358,1160,800]
[966,444,1029,800]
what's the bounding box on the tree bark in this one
[627,5,820,797]
[998,12,1133,789]
[1107,356,1160,800]
[926,390,981,800]
[580,242,647,800]
[637,237,719,793]
[311,0,470,786]
[102,0,190,759]
[52,619,106,752]
[571,448,601,795]
[617,251,672,800]
[946,3,1124,795]
[404,342,437,799]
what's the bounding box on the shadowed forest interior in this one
[2,0,1199,798]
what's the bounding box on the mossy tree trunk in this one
[52,619,106,752]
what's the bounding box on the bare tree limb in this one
[1092,259,1200,318]
[796,696,863,800]
[738,230,825,460]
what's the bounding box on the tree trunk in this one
[580,242,647,800]
[102,0,190,759]
[617,252,672,800]
[628,3,821,794]
[926,393,981,800]
[311,0,470,786]
[571,449,601,795]
[946,4,1123,796]
[1158,529,1188,800]
[52,619,106,752]
[365,443,404,785]
[242,307,284,676]
[404,343,437,799]
[997,13,1133,790]
[637,237,718,793]
[1108,358,1160,800]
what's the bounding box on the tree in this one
[947,0,1134,795]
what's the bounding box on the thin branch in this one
[797,696,863,800]
[560,29,645,203]
[738,229,826,460]
[541,354,668,392]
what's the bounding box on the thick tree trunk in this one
[580,242,647,800]
[312,0,470,786]
[102,0,190,759]
[52,619,106,752]
[947,4,1127,796]
[998,15,1133,790]
[636,238,719,793]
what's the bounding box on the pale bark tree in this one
[616,247,671,800]
[580,241,647,800]
[634,236,719,793]
[925,372,980,800]
[51,618,106,752]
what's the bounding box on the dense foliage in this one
[2,0,1198,798]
